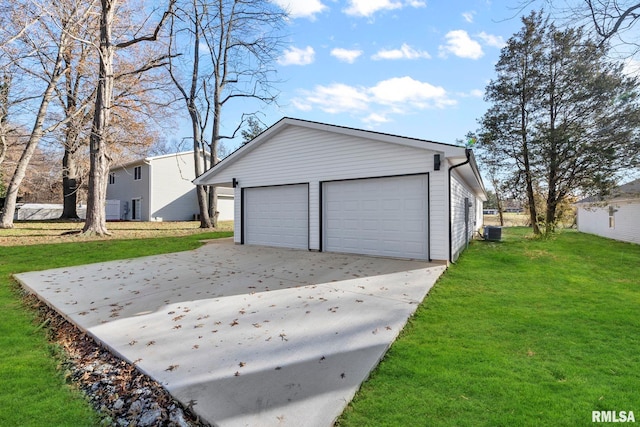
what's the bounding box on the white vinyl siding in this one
[202,125,443,255]
[450,173,479,262]
[106,163,149,220]
[577,201,640,244]
[323,175,428,259]
[244,185,309,249]
[150,153,202,221]
[106,152,228,222]
[196,119,486,261]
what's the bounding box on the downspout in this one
[145,160,153,221]
[448,148,471,263]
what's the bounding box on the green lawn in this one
[0,231,232,427]
[338,228,640,426]
[2,228,638,426]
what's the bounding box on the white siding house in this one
[576,179,640,244]
[107,151,233,222]
[194,118,486,262]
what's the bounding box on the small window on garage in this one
[608,205,615,228]
[134,166,142,180]
[109,173,115,185]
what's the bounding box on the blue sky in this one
[203,0,539,152]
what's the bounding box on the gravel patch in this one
[26,294,211,427]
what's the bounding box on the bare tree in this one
[56,6,172,220]
[82,0,174,235]
[0,74,9,169]
[58,29,96,219]
[583,1,640,43]
[168,0,286,228]
[0,1,95,228]
[525,1,640,49]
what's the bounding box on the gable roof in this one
[577,178,640,203]
[194,117,486,197]
[110,151,205,171]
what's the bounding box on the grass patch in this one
[0,229,232,426]
[338,228,640,426]
[0,220,234,246]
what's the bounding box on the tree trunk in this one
[60,149,80,219]
[521,91,539,234]
[524,173,539,234]
[545,198,558,233]
[83,0,115,236]
[0,74,9,168]
[0,43,66,228]
[192,140,212,228]
[185,5,211,229]
[209,105,221,228]
[495,188,505,227]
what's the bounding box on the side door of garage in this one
[243,184,309,250]
[323,175,428,260]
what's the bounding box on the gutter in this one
[448,148,471,263]
[145,159,152,221]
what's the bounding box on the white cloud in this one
[292,76,456,119]
[458,89,485,98]
[304,83,371,114]
[278,46,315,66]
[369,76,453,108]
[406,0,426,7]
[363,113,391,123]
[462,11,475,23]
[292,98,313,111]
[372,43,431,60]
[477,31,506,48]
[439,30,484,59]
[331,48,363,63]
[343,0,402,17]
[271,0,328,19]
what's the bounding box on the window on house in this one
[134,166,142,180]
[109,173,115,185]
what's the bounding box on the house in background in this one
[107,151,233,222]
[576,178,640,244]
[194,117,486,262]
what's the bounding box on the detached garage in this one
[194,118,486,262]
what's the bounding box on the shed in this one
[576,178,640,244]
[194,118,486,262]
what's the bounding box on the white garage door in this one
[244,184,308,249]
[323,175,428,259]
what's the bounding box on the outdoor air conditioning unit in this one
[483,226,502,242]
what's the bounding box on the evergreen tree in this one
[479,10,640,233]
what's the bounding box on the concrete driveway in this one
[16,239,446,426]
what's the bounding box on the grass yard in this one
[0,225,232,426]
[0,220,234,246]
[338,228,640,426]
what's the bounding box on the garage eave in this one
[194,117,481,186]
